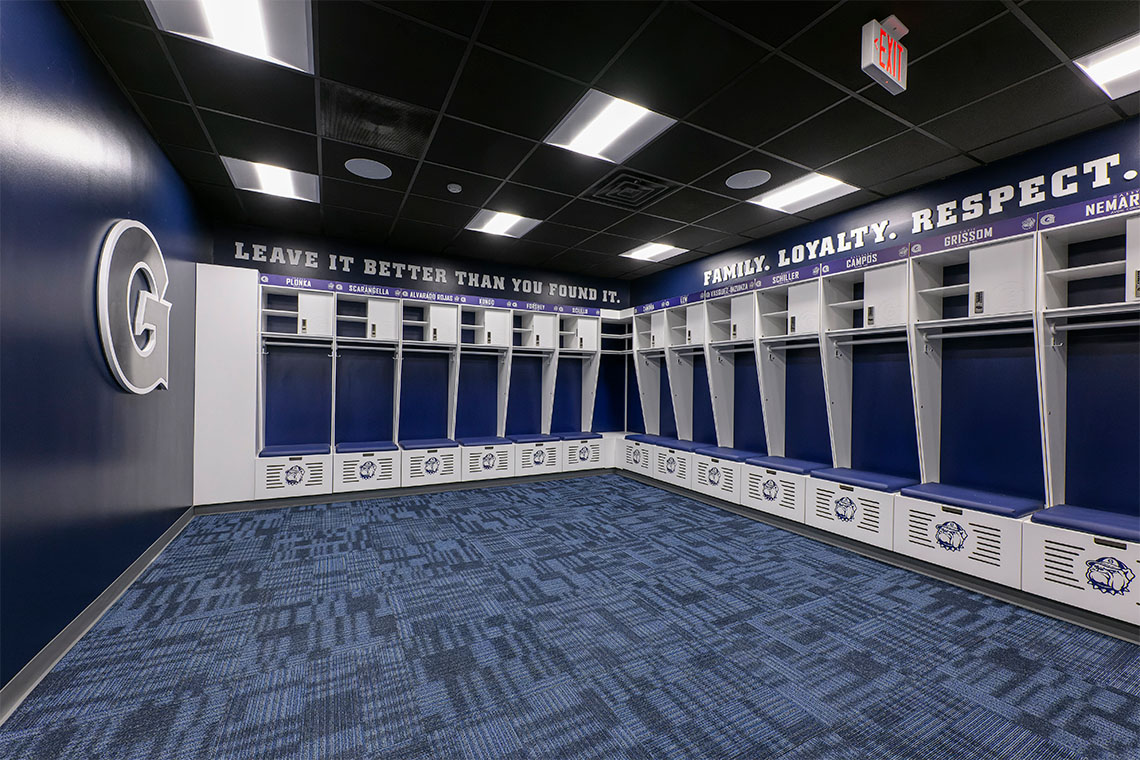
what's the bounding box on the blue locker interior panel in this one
[733,351,767,454]
[399,353,449,440]
[940,336,1044,499]
[506,355,543,435]
[594,354,626,432]
[455,354,499,439]
[335,351,395,444]
[627,355,645,434]
[264,347,332,447]
[552,357,583,434]
[1066,327,1139,515]
[851,343,920,480]
[659,361,677,438]
[785,349,831,465]
[692,355,717,445]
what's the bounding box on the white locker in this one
[685,304,706,345]
[652,446,692,489]
[334,450,401,492]
[366,299,399,341]
[740,466,809,523]
[730,295,756,341]
[514,440,561,474]
[787,281,819,334]
[650,311,666,349]
[297,291,335,336]
[806,480,895,550]
[257,454,332,499]
[969,237,1035,316]
[461,444,514,481]
[691,454,741,502]
[863,263,908,328]
[402,447,460,485]
[483,310,512,346]
[427,304,458,344]
[622,438,654,474]
[575,318,600,351]
[562,438,603,471]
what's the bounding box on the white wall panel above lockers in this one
[403,302,458,344]
[514,312,557,349]
[461,306,511,347]
[558,315,599,351]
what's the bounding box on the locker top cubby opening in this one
[705,299,733,344]
[336,293,399,343]
[600,318,632,354]
[757,285,791,339]
[822,261,907,334]
[1041,213,1138,318]
[512,311,556,350]
[460,305,511,348]
[261,285,334,339]
[633,312,665,353]
[558,314,600,353]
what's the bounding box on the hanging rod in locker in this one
[833,334,908,347]
[1051,319,1140,333]
[262,341,335,350]
[924,326,1035,341]
[335,344,397,353]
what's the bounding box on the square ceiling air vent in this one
[588,170,680,210]
[321,82,436,158]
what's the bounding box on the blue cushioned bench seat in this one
[507,433,560,443]
[335,441,398,454]
[456,436,512,446]
[399,438,458,450]
[694,446,762,463]
[556,432,602,441]
[745,456,828,475]
[629,435,706,452]
[1031,504,1140,543]
[812,467,917,492]
[900,483,1042,519]
[259,444,330,457]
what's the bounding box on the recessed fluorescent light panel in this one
[1074,32,1140,99]
[466,210,541,238]
[545,90,676,163]
[144,0,314,73]
[221,156,320,202]
[749,173,858,214]
[620,243,686,262]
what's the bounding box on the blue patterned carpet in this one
[2,474,1138,759]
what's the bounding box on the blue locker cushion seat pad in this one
[334,441,398,454]
[1031,504,1140,543]
[694,446,763,463]
[557,431,603,441]
[625,434,704,452]
[507,433,560,443]
[899,483,1042,519]
[812,467,918,492]
[745,455,829,475]
[259,444,331,457]
[456,436,513,446]
[399,438,458,450]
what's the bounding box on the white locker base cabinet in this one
[741,466,809,523]
[892,496,1024,588]
[459,440,515,482]
[561,436,604,472]
[691,450,742,503]
[333,448,401,493]
[806,480,896,550]
[599,432,629,468]
[651,445,693,489]
[1021,521,1140,625]
[622,437,654,475]
[511,436,562,474]
[400,443,461,485]
[256,453,333,499]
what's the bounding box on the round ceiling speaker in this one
[345,158,392,180]
[725,169,772,190]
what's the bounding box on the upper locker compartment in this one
[461,305,511,347]
[558,314,600,352]
[403,302,458,344]
[1040,214,1139,316]
[912,236,1035,324]
[335,293,399,342]
[262,287,335,337]
[513,312,557,349]
[821,261,908,332]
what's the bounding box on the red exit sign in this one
[861,16,908,94]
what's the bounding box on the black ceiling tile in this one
[447,48,586,140]
[70,12,184,99]
[762,98,905,168]
[793,189,879,221]
[479,1,655,81]
[411,163,502,207]
[133,93,210,151]
[424,118,534,178]
[400,195,480,228]
[595,3,766,118]
[822,130,959,188]
[321,178,405,216]
[377,0,483,36]
[321,140,419,192]
[699,234,751,254]
[201,111,319,173]
[524,221,593,249]
[1120,95,1139,117]
[511,144,613,196]
[783,1,1005,92]
[663,249,710,266]
[655,225,729,250]
[548,199,631,231]
[742,215,810,240]
[1021,0,1140,58]
[604,214,684,240]
[643,187,739,224]
[869,155,982,196]
[446,231,561,265]
[320,81,437,159]
[697,202,785,234]
[317,1,466,110]
[388,219,458,254]
[161,145,229,186]
[689,56,846,144]
[624,124,746,184]
[696,1,837,48]
[577,233,644,255]
[64,0,153,28]
[237,191,322,233]
[863,14,1058,124]
[924,68,1109,152]
[691,151,807,199]
[595,257,658,278]
[486,183,573,220]
[541,251,618,274]
[166,36,315,132]
[320,206,394,242]
[188,182,243,220]
[970,106,1122,164]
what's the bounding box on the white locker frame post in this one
[558,316,604,471]
[456,304,515,482]
[665,303,697,442]
[625,312,662,474]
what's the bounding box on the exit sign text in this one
[861,18,908,94]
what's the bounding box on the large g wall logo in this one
[97,220,171,394]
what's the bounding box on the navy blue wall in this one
[455,354,500,439]
[552,358,583,434]
[785,351,832,465]
[265,349,333,447]
[399,354,449,440]
[627,356,645,434]
[692,357,717,445]
[851,344,920,480]
[733,352,767,454]
[506,356,543,435]
[335,351,396,445]
[0,2,209,685]
[594,354,626,432]
[659,365,677,438]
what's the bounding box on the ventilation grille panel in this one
[1042,538,1084,590]
[321,81,435,157]
[589,170,680,210]
[967,522,1003,567]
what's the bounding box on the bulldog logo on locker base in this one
[762,479,779,501]
[834,496,857,522]
[666,456,677,474]
[284,465,306,486]
[482,452,496,470]
[631,448,642,465]
[358,460,376,481]
[578,446,590,462]
[1085,557,1134,596]
[707,466,721,486]
[424,456,441,475]
[935,521,968,552]
[532,448,546,466]
[97,220,172,394]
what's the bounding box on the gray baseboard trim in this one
[0,505,196,726]
[618,472,1140,645]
